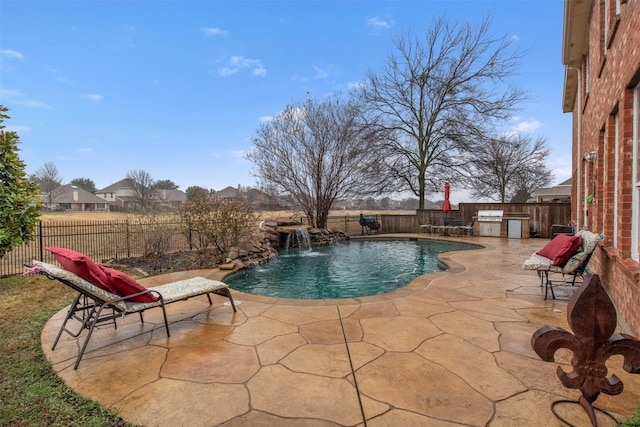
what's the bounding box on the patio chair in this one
[522,229,602,300]
[27,260,236,369]
[456,220,474,237]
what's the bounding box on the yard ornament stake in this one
[531,273,640,426]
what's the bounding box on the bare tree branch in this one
[359,15,527,208]
[246,94,389,228]
[465,134,553,202]
[126,170,156,208]
[33,162,64,209]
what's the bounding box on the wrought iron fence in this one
[1,219,191,277]
[0,214,385,277]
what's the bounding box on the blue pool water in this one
[224,239,480,299]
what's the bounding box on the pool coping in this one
[203,233,492,307]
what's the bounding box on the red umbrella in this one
[442,182,451,212]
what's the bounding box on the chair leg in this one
[537,271,544,287]
[74,304,104,369]
[544,271,556,300]
[215,288,237,312]
[52,293,83,350]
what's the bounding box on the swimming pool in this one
[224,239,480,299]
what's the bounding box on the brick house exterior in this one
[563,0,640,334]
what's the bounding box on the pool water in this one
[224,239,480,299]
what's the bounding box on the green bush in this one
[621,409,640,427]
[0,105,42,257]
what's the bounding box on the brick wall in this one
[568,0,640,335]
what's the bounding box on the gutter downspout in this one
[566,65,583,229]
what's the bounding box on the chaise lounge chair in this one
[27,248,236,369]
[522,229,602,300]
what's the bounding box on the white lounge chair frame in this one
[30,261,236,369]
[522,230,602,300]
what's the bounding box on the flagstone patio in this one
[41,234,640,426]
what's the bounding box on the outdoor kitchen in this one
[473,210,530,239]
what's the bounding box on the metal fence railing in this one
[1,219,191,277]
[1,214,385,277]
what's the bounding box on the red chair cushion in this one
[536,234,583,266]
[46,247,116,293]
[99,266,159,303]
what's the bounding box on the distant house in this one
[95,178,186,210]
[155,189,186,209]
[50,185,109,212]
[531,178,572,202]
[244,187,277,209]
[95,179,138,210]
[215,186,242,198]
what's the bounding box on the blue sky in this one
[0,0,571,202]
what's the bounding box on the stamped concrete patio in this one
[41,235,640,426]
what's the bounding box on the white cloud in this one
[21,99,52,109]
[252,66,267,77]
[77,147,93,154]
[313,65,338,80]
[201,27,229,36]
[0,88,52,109]
[83,93,103,102]
[259,115,273,122]
[513,120,542,132]
[218,55,266,77]
[367,16,395,29]
[218,67,237,77]
[0,49,24,60]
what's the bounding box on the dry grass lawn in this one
[39,209,416,222]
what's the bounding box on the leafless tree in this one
[246,94,388,229]
[359,16,527,209]
[466,134,553,202]
[180,194,256,259]
[126,169,156,208]
[33,162,64,209]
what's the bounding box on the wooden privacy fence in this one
[1,205,569,276]
[415,203,571,239]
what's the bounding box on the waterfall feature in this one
[284,227,312,251]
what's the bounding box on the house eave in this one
[562,0,592,113]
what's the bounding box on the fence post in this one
[126,219,131,258]
[38,221,43,262]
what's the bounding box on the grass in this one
[622,410,640,427]
[0,273,138,427]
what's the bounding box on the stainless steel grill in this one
[477,210,504,222]
[477,210,504,237]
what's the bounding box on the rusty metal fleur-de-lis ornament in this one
[531,273,640,426]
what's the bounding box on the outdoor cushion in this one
[536,234,582,266]
[99,265,160,303]
[45,247,115,293]
[578,229,602,254]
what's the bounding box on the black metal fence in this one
[1,219,190,277]
[1,215,386,277]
